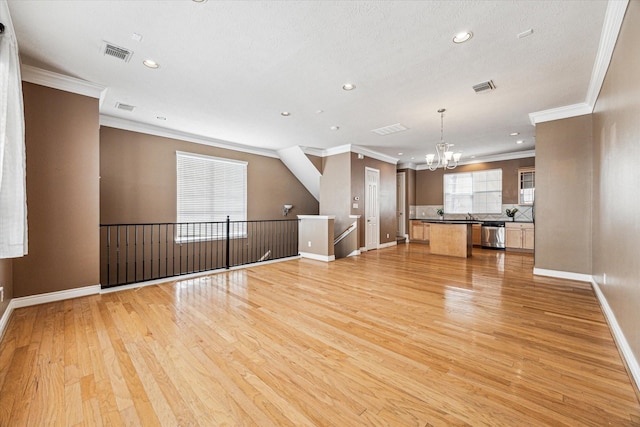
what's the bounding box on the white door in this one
[365,167,380,250]
[396,172,406,237]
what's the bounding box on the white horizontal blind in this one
[444,169,502,214]
[176,151,247,240]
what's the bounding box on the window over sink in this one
[443,169,502,214]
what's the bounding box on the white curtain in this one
[0,1,27,258]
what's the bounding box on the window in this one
[518,167,535,205]
[176,151,247,241]
[444,169,502,214]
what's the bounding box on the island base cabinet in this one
[505,223,534,252]
[410,220,430,243]
[472,224,482,246]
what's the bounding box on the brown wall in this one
[12,83,100,297]
[398,168,416,235]
[350,153,397,248]
[100,127,319,224]
[0,259,12,320]
[319,152,352,235]
[306,154,323,174]
[591,0,640,364]
[415,157,535,205]
[535,115,592,274]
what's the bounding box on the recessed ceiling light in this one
[281,112,291,116]
[516,140,525,144]
[453,31,473,44]
[157,116,166,121]
[143,59,159,69]
[316,110,324,114]
[192,0,207,2]
[510,132,520,136]
[131,33,143,42]
[330,126,340,131]
[342,83,356,91]
[398,152,403,156]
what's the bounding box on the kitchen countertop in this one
[410,219,482,224]
[410,219,533,224]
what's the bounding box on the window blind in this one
[176,151,247,240]
[444,169,502,214]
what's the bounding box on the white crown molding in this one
[21,65,106,99]
[528,0,628,125]
[585,0,629,108]
[351,145,399,164]
[397,162,418,170]
[528,103,592,125]
[100,115,280,159]
[319,144,398,164]
[590,276,640,391]
[462,149,536,165]
[301,147,324,157]
[415,149,535,170]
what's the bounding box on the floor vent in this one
[371,123,408,136]
[473,80,496,93]
[115,102,135,112]
[102,42,133,63]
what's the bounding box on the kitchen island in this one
[419,220,480,258]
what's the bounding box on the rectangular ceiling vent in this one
[115,102,135,112]
[371,123,408,136]
[102,41,133,63]
[473,80,496,93]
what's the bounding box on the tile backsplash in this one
[410,204,534,222]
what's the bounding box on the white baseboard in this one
[0,302,15,342]
[11,284,101,309]
[378,241,398,249]
[359,246,367,253]
[590,277,640,392]
[0,284,101,341]
[299,252,335,262]
[533,268,592,282]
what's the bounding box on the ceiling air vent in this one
[371,123,408,136]
[115,102,135,112]
[472,80,496,93]
[102,41,133,63]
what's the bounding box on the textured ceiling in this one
[8,0,608,163]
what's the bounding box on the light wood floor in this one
[1,244,639,426]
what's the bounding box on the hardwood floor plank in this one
[1,245,639,425]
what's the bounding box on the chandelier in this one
[425,108,461,170]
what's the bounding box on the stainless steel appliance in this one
[481,221,505,249]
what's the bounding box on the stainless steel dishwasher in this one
[481,221,506,249]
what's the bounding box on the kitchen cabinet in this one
[505,222,534,251]
[472,224,481,246]
[410,220,430,243]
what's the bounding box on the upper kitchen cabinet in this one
[518,167,535,205]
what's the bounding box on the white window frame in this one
[444,169,502,214]
[176,151,247,242]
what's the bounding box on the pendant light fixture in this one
[425,108,462,170]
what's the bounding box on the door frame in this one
[365,167,380,251]
[396,171,406,238]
